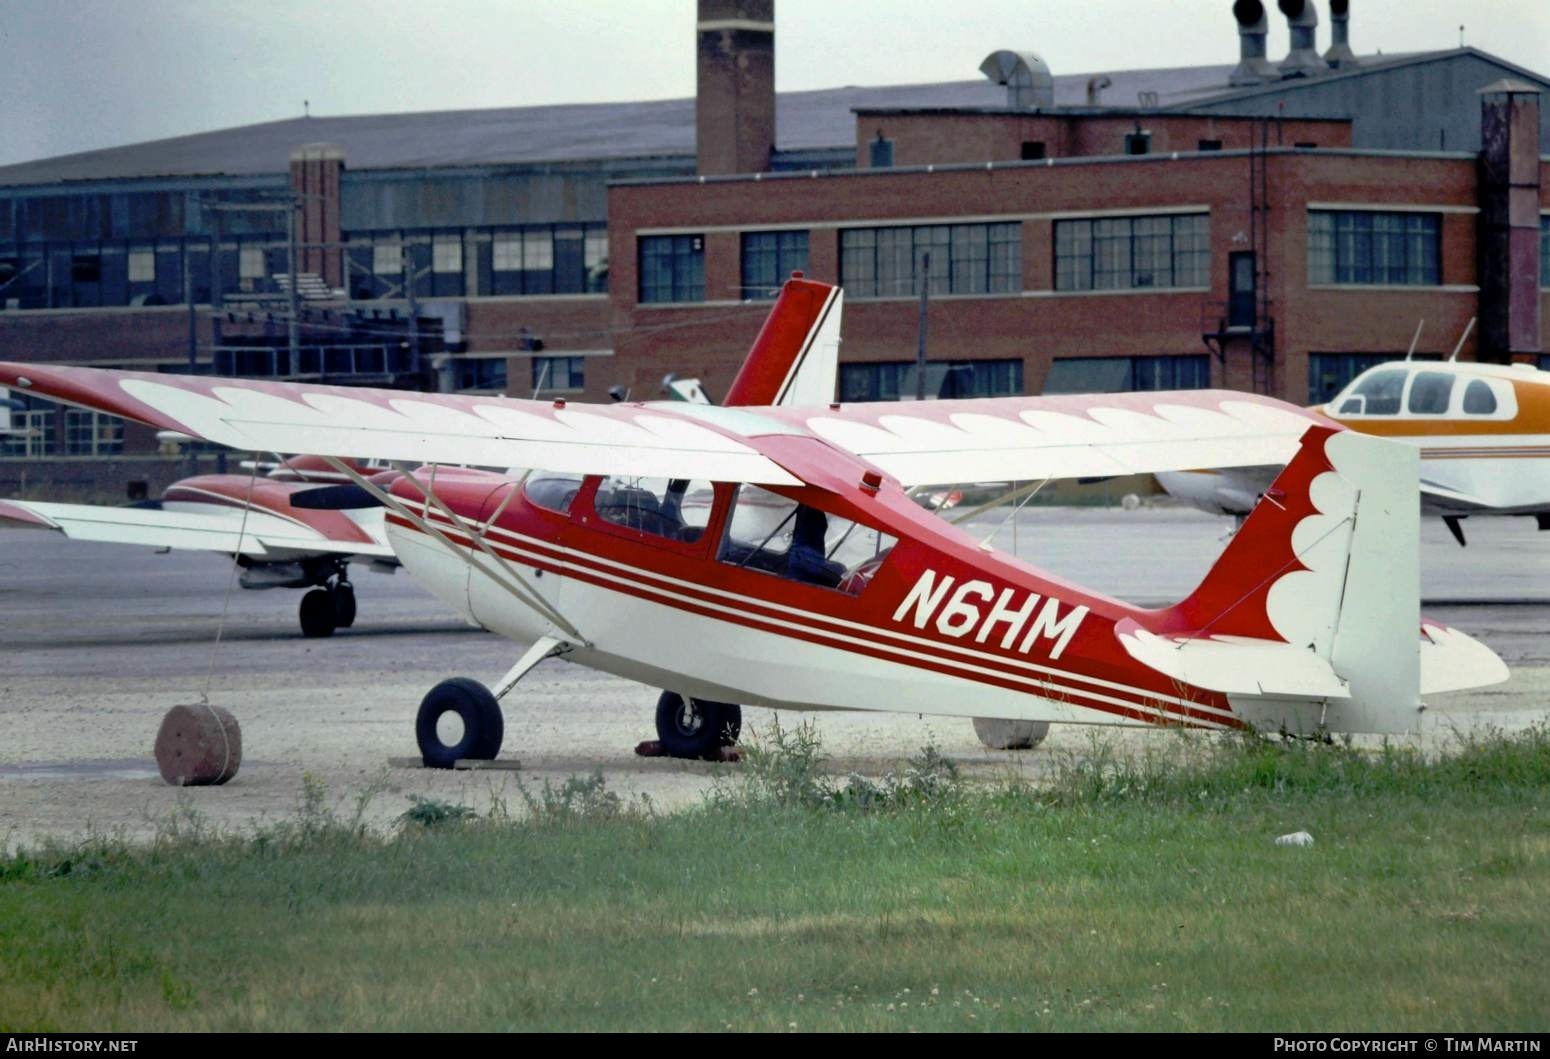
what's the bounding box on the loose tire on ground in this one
[416,677,504,768]
[655,691,741,759]
[299,588,337,638]
[333,583,357,628]
[972,717,1051,750]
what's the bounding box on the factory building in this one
[1,0,1547,495]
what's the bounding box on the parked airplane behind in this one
[1157,358,1550,545]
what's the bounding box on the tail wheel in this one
[416,677,504,769]
[655,691,741,760]
[972,717,1050,750]
[298,588,337,638]
[332,582,357,628]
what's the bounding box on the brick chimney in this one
[696,0,775,176]
[1477,81,1542,364]
[288,144,344,289]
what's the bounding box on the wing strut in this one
[319,457,586,643]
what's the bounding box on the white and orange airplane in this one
[0,278,1509,764]
[1160,354,1550,546]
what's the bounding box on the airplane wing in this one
[0,363,801,487]
[757,390,1336,486]
[0,497,394,559]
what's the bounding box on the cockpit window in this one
[1343,368,1407,415]
[1462,379,1498,415]
[593,476,714,543]
[718,485,895,595]
[524,473,583,515]
[1407,371,1454,415]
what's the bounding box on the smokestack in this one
[1278,0,1326,79]
[979,51,1055,110]
[696,0,775,176]
[1229,0,1277,86]
[1324,0,1359,68]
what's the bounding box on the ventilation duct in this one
[1324,0,1359,68]
[1229,0,1278,86]
[979,51,1055,110]
[1278,0,1326,79]
[1086,74,1113,106]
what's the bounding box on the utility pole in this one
[403,244,421,385]
[915,250,931,400]
[287,198,301,374]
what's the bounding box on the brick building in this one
[2,0,1547,494]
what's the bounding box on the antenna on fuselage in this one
[1404,319,1425,361]
[1449,317,1477,363]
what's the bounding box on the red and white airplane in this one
[0,454,398,638]
[0,278,1509,764]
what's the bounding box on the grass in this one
[2,724,1549,1031]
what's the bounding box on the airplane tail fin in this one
[1117,426,1506,734]
[723,275,841,407]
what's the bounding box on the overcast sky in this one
[2,0,1545,168]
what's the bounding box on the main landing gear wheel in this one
[333,582,356,628]
[972,717,1050,750]
[298,588,337,638]
[417,677,504,769]
[655,691,742,760]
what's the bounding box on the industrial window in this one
[63,410,124,456]
[239,245,267,280]
[127,248,156,283]
[638,235,704,304]
[1042,355,1210,394]
[372,242,402,276]
[839,359,1023,402]
[1054,213,1209,291]
[741,231,809,299]
[1198,139,1223,152]
[1306,352,1440,405]
[454,357,507,392]
[1540,216,1549,287]
[1125,131,1151,155]
[491,234,521,272]
[432,234,463,274]
[1021,141,1047,160]
[532,355,585,392]
[0,404,56,457]
[1307,210,1440,285]
[869,135,894,168]
[584,227,609,293]
[71,253,101,284]
[839,223,1020,298]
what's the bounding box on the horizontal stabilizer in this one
[1116,624,1350,699]
[1419,621,1510,695]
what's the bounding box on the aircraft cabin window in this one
[1462,379,1498,415]
[593,476,714,543]
[524,473,584,515]
[1406,371,1454,415]
[718,485,896,595]
[1347,368,1407,415]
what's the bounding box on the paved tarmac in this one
[1,505,1545,844]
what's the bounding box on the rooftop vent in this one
[1229,0,1278,86]
[979,51,1055,110]
[1323,0,1359,69]
[1278,0,1327,79]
